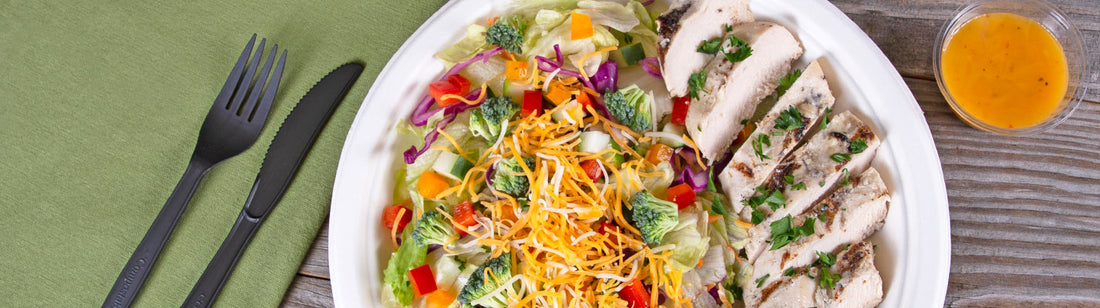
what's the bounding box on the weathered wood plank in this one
[298,220,330,279]
[282,275,335,308]
[904,76,1100,307]
[833,0,1100,102]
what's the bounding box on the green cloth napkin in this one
[0,0,446,306]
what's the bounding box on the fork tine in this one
[251,49,287,123]
[214,34,256,109]
[240,44,277,120]
[228,38,266,113]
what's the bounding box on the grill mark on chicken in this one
[656,3,690,57]
[836,242,871,273]
[759,277,783,303]
[765,161,798,192]
[830,132,848,143]
[853,124,875,142]
[734,162,754,178]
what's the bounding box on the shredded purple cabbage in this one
[670,147,709,192]
[535,45,596,89]
[707,285,721,302]
[641,0,656,5]
[410,47,504,126]
[640,57,662,79]
[484,163,496,186]
[590,61,618,94]
[403,89,483,164]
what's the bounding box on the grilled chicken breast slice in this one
[744,168,889,306]
[752,241,884,308]
[720,59,836,215]
[656,0,754,97]
[685,22,803,161]
[740,111,881,262]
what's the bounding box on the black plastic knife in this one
[181,62,363,308]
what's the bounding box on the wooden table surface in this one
[280,0,1100,307]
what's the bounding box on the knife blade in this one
[181,62,363,308]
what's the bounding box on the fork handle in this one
[104,158,213,308]
[182,209,263,308]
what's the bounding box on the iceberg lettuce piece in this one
[661,209,710,271]
[437,24,489,64]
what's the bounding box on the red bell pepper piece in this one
[452,200,479,236]
[666,183,696,210]
[670,96,690,125]
[522,90,543,117]
[619,278,650,308]
[382,205,412,232]
[575,91,593,109]
[597,220,620,245]
[408,264,438,297]
[579,159,602,182]
[429,74,471,107]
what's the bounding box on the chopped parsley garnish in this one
[755,274,770,288]
[820,107,833,129]
[783,175,795,184]
[697,37,723,54]
[746,186,786,211]
[740,118,749,125]
[769,215,816,250]
[763,190,787,210]
[688,69,707,100]
[752,134,771,160]
[783,267,799,276]
[744,186,786,223]
[750,208,766,224]
[774,105,804,131]
[792,182,807,191]
[813,251,841,289]
[696,24,752,63]
[815,251,837,267]
[830,153,851,163]
[849,138,868,154]
[723,35,752,63]
[775,69,803,97]
[819,267,840,289]
[838,168,851,187]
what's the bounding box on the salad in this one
[378,0,889,307]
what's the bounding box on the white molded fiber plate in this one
[328,0,951,306]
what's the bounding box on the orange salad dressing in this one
[941,12,1068,129]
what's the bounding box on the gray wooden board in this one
[283,1,1100,307]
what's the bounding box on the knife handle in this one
[182,209,262,308]
[104,157,213,308]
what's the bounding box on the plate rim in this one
[328,0,951,306]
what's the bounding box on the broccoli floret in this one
[409,210,456,247]
[470,96,518,141]
[629,191,679,246]
[492,156,533,197]
[604,85,653,132]
[485,17,525,54]
[457,253,515,308]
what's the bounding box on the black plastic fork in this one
[103,34,287,308]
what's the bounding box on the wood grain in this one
[906,76,1100,307]
[282,1,1100,307]
[282,275,334,308]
